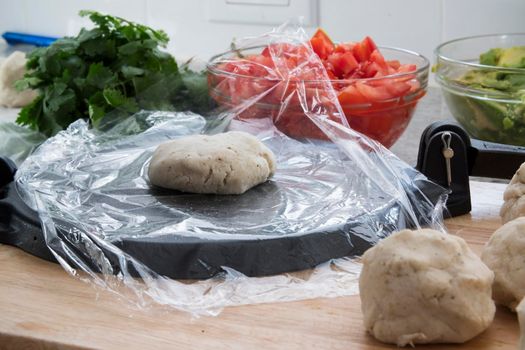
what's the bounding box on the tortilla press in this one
[416,120,525,217]
[0,152,445,280]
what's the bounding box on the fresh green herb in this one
[16,10,212,137]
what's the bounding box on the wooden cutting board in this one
[0,181,519,349]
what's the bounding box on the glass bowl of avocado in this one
[435,33,525,146]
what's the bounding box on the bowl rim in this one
[207,45,429,83]
[435,32,525,73]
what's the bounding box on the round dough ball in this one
[481,217,525,310]
[500,162,525,223]
[0,51,38,108]
[359,229,495,347]
[148,131,276,195]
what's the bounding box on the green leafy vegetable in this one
[16,10,212,136]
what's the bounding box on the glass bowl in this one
[435,33,525,146]
[207,46,429,148]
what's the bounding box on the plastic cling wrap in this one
[15,23,446,315]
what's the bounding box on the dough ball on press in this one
[359,229,495,347]
[500,162,525,223]
[481,217,525,311]
[148,131,276,195]
[0,51,38,108]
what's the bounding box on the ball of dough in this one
[481,217,525,310]
[359,229,495,347]
[148,131,276,194]
[500,162,525,223]
[518,298,525,350]
[0,51,38,108]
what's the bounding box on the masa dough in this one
[518,298,525,350]
[501,162,525,223]
[359,229,495,347]
[148,131,275,195]
[481,217,525,311]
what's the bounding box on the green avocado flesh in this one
[449,46,525,146]
[480,46,525,68]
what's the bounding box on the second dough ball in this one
[500,162,525,223]
[481,217,525,311]
[148,131,276,195]
[359,229,495,347]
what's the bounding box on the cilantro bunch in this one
[16,10,211,137]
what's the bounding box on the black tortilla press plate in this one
[0,156,444,280]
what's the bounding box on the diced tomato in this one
[362,36,378,53]
[261,46,270,57]
[326,69,337,80]
[310,28,334,59]
[360,50,389,78]
[345,68,364,79]
[322,59,334,72]
[284,45,309,61]
[334,42,355,54]
[338,85,369,105]
[364,62,388,78]
[295,69,319,81]
[384,82,411,97]
[370,50,387,69]
[311,28,333,43]
[397,64,417,73]
[209,29,425,146]
[251,55,273,67]
[246,55,274,77]
[310,38,332,59]
[352,43,368,62]
[261,43,302,60]
[327,52,359,78]
[285,57,298,70]
[352,36,377,62]
[387,60,401,70]
[355,82,392,101]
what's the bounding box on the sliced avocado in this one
[480,48,503,66]
[498,46,525,68]
[506,74,525,92]
[458,70,512,90]
[470,98,509,127]
[445,45,525,146]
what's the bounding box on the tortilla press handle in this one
[417,120,525,217]
[0,156,55,262]
[416,121,472,217]
[469,139,525,179]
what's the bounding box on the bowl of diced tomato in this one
[207,30,429,147]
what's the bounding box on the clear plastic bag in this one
[15,23,446,315]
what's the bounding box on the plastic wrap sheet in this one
[15,23,446,315]
[0,122,45,165]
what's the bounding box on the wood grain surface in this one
[0,181,519,350]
